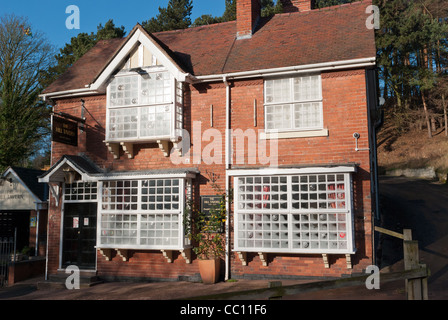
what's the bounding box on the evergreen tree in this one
[375,0,448,137]
[40,19,125,90]
[314,0,354,8]
[193,0,284,27]
[142,0,194,33]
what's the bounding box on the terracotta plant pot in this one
[198,258,221,284]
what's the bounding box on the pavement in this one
[0,176,447,302]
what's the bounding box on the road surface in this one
[378,176,448,299]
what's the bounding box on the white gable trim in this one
[90,28,190,92]
[38,158,95,184]
[40,27,191,101]
[2,167,42,204]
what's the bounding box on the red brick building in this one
[39,0,380,282]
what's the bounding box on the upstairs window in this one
[106,70,176,141]
[264,74,323,132]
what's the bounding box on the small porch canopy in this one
[38,155,200,206]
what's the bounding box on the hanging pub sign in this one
[52,115,78,146]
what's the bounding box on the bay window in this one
[265,74,323,132]
[106,69,183,143]
[234,171,355,254]
[98,178,190,250]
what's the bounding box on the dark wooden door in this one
[62,203,97,269]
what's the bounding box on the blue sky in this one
[1,0,226,50]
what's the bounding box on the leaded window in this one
[234,173,354,254]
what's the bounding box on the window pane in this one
[64,182,98,202]
[237,213,289,250]
[140,105,171,137]
[294,75,320,101]
[100,213,138,245]
[140,213,180,246]
[109,76,139,107]
[140,72,171,105]
[266,78,292,104]
[235,174,351,253]
[102,180,139,211]
[291,174,346,211]
[265,75,322,132]
[238,176,288,211]
[107,71,175,141]
[294,102,323,130]
[141,179,181,211]
[265,104,292,130]
[108,108,138,140]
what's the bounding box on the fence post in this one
[13,228,17,263]
[403,229,428,300]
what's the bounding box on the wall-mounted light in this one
[353,133,370,152]
[63,168,81,184]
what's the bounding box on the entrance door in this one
[62,203,97,270]
[0,211,30,251]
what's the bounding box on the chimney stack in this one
[281,0,313,13]
[237,0,261,39]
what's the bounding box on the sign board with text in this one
[52,115,78,146]
[0,174,37,210]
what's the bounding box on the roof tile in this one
[43,0,375,94]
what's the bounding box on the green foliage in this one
[374,0,448,135]
[314,0,354,8]
[184,185,232,260]
[142,0,194,33]
[189,200,227,260]
[0,14,54,170]
[40,19,125,90]
[193,0,284,27]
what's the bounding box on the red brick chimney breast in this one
[281,0,313,13]
[237,0,261,39]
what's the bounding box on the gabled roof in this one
[43,38,125,95]
[155,1,376,76]
[2,167,48,202]
[39,155,199,182]
[38,155,103,183]
[42,0,376,97]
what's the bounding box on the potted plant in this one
[187,195,227,284]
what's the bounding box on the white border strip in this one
[228,166,357,177]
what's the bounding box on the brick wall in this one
[48,68,374,280]
[237,0,261,38]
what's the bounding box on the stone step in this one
[37,270,103,289]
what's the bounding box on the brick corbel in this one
[98,248,113,261]
[120,142,134,159]
[105,142,120,159]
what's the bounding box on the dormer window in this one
[105,69,184,159]
[107,70,174,141]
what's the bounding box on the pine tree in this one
[142,0,194,33]
[40,19,125,90]
[375,0,448,137]
[193,0,284,27]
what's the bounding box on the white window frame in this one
[105,68,182,143]
[233,169,355,255]
[264,74,324,133]
[97,177,192,251]
[63,182,98,203]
